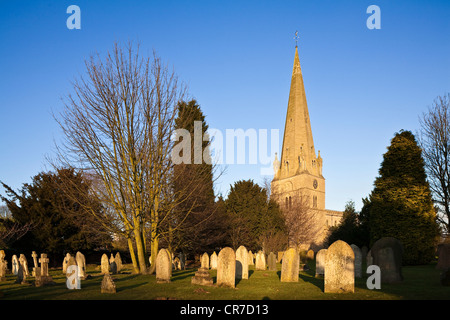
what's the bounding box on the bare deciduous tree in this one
[54,42,190,273]
[419,93,450,235]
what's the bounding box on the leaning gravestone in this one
[280,247,299,282]
[255,251,266,270]
[324,240,355,293]
[436,243,450,270]
[235,245,249,280]
[217,247,236,288]
[156,248,172,283]
[115,252,123,273]
[210,252,218,270]
[19,254,29,277]
[268,252,277,271]
[315,249,327,278]
[371,237,403,284]
[76,251,87,280]
[350,244,362,278]
[101,253,110,274]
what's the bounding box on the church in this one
[271,43,343,249]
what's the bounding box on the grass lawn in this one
[1,260,449,301]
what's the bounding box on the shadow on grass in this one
[299,273,324,292]
[171,269,196,282]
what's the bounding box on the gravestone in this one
[35,253,54,286]
[109,254,117,274]
[115,252,123,273]
[315,249,327,278]
[66,255,80,289]
[15,260,28,284]
[12,255,19,275]
[19,254,29,277]
[436,243,450,270]
[235,246,249,280]
[210,252,218,270]
[371,237,403,284]
[217,247,236,288]
[76,251,87,280]
[201,252,209,269]
[31,251,38,276]
[281,247,299,282]
[0,257,6,281]
[101,273,116,293]
[62,253,72,274]
[101,253,110,274]
[268,252,277,271]
[255,251,266,270]
[324,240,355,293]
[191,252,213,286]
[350,244,362,278]
[156,248,172,283]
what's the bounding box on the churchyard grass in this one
[0,261,448,300]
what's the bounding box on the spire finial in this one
[294,30,299,47]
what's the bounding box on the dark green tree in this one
[366,130,440,265]
[225,179,286,251]
[167,99,227,255]
[0,169,110,263]
[326,200,369,248]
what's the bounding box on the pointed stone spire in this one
[275,45,319,180]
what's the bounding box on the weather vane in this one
[294,30,299,47]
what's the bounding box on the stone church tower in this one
[271,45,342,249]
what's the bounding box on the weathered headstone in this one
[248,251,254,265]
[436,243,450,270]
[281,248,299,282]
[109,253,117,274]
[101,253,110,274]
[12,255,19,275]
[235,246,249,280]
[324,240,355,293]
[156,248,172,283]
[255,251,266,270]
[217,247,236,288]
[36,253,53,286]
[19,254,29,277]
[268,252,277,271]
[191,253,213,286]
[315,249,327,278]
[15,260,28,284]
[178,252,186,270]
[0,252,7,281]
[350,244,362,278]
[201,252,209,270]
[210,252,218,270]
[371,237,403,284]
[115,252,123,273]
[101,273,116,293]
[31,251,38,276]
[62,253,72,274]
[66,255,80,289]
[76,251,87,280]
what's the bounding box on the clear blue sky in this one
[1,0,449,211]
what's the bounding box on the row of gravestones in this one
[153,237,411,292]
[0,250,54,287]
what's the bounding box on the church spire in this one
[275,43,320,179]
